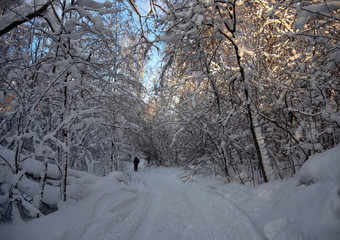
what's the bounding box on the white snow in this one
[22,158,61,180]
[300,1,340,16]
[263,218,289,240]
[221,146,340,240]
[78,0,92,8]
[200,0,213,7]
[64,19,76,33]
[299,145,340,184]
[293,16,309,30]
[0,91,4,102]
[0,167,263,240]
[195,14,205,26]
[0,0,50,34]
[1,146,340,239]
[92,16,104,32]
[294,1,340,30]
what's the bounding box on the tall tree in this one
[0,0,148,222]
[143,0,339,183]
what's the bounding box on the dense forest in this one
[0,0,339,222]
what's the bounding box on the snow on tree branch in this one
[0,0,52,36]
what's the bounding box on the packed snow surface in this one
[0,167,264,240]
[1,146,340,240]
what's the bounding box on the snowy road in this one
[127,168,264,240]
[1,167,265,240]
[2,149,340,240]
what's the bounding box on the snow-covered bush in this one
[299,145,340,185]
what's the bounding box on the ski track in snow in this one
[2,148,340,240]
[2,168,265,240]
[59,168,264,240]
[128,169,264,240]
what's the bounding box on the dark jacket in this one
[133,157,140,165]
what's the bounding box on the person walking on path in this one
[133,157,140,172]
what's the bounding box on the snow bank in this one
[107,171,127,182]
[0,173,130,240]
[219,146,340,240]
[22,158,61,180]
[0,148,118,217]
[299,145,340,184]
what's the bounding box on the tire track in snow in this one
[52,168,265,240]
[128,169,265,240]
[57,187,139,240]
[187,185,264,240]
[169,173,264,240]
[80,181,153,240]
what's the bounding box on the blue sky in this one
[96,0,163,91]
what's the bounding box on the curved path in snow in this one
[59,167,264,240]
[1,167,264,240]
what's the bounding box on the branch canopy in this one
[0,0,51,36]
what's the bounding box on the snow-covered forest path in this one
[1,167,265,240]
[127,168,264,240]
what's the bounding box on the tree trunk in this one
[62,130,68,202]
[248,105,275,182]
[36,161,48,211]
[231,31,275,183]
[11,198,24,224]
[62,158,67,201]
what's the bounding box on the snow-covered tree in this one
[145,0,339,183]
[0,0,148,222]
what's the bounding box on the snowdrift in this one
[0,148,128,222]
[299,145,340,184]
[220,145,340,240]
